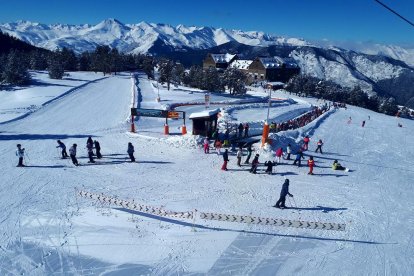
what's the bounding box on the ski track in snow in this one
[0,72,413,275]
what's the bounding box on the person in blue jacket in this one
[293,149,305,167]
[273,179,293,209]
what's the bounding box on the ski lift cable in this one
[374,0,414,28]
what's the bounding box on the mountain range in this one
[1,18,414,107]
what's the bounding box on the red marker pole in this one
[131,115,135,133]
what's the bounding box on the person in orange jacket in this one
[307,156,315,175]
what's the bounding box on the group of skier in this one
[15,138,137,167]
[215,133,334,176]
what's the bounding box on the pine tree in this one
[158,58,174,90]
[379,97,399,115]
[184,66,203,88]
[47,51,64,79]
[142,57,154,79]
[60,47,78,71]
[109,48,122,75]
[202,67,222,92]
[91,45,111,75]
[222,68,246,95]
[2,50,31,85]
[29,50,47,70]
[78,52,92,71]
[172,63,185,85]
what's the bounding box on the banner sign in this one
[167,111,185,119]
[131,108,168,118]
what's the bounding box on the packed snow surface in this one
[0,72,413,275]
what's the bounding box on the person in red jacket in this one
[303,136,310,150]
[275,147,283,163]
[307,156,315,175]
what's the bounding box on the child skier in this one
[307,156,315,175]
[293,149,305,167]
[275,147,283,163]
[236,147,243,167]
[203,137,210,154]
[244,123,249,137]
[286,144,292,160]
[315,139,323,154]
[250,154,260,174]
[332,160,347,171]
[69,144,79,166]
[273,179,293,209]
[303,136,310,151]
[221,149,229,171]
[362,121,366,127]
[215,140,222,155]
[264,160,276,175]
[16,144,25,167]
[94,140,102,159]
[86,141,95,163]
[127,142,135,162]
[56,140,68,159]
[244,145,253,164]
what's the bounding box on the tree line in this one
[156,58,247,95]
[285,74,412,117]
[0,45,155,86]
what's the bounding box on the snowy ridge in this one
[0,18,310,54]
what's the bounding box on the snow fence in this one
[77,190,346,232]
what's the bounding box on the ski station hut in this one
[189,109,220,138]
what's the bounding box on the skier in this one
[94,140,102,159]
[244,123,249,137]
[238,123,244,138]
[273,179,293,209]
[368,115,370,120]
[244,145,253,164]
[315,139,323,154]
[362,121,365,127]
[303,136,310,151]
[347,117,352,124]
[215,140,222,155]
[250,154,260,174]
[286,144,292,160]
[264,160,276,175]
[236,147,243,167]
[69,144,79,166]
[275,147,283,163]
[293,149,305,167]
[127,142,135,162]
[16,144,25,167]
[56,140,68,159]
[307,156,315,175]
[221,149,229,171]
[86,136,94,155]
[332,160,346,171]
[203,137,210,154]
[86,141,95,163]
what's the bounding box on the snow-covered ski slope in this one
[0,72,413,275]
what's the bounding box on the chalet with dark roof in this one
[203,53,238,70]
[247,56,300,82]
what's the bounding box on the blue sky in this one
[1,0,413,45]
